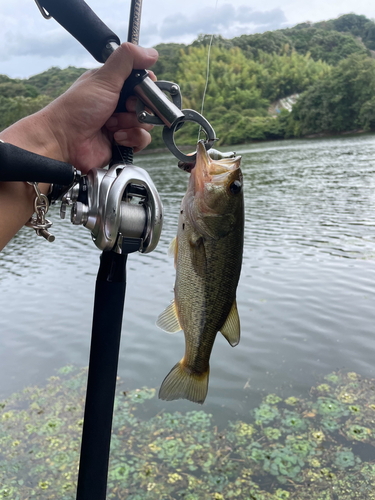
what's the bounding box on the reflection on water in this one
[1,134,375,422]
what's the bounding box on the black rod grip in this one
[39,0,120,63]
[0,142,76,184]
[76,251,127,500]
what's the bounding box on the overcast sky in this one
[1,0,375,79]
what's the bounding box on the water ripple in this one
[1,134,375,419]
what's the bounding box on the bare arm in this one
[0,43,158,251]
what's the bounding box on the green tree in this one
[0,67,87,131]
[291,54,375,135]
[0,95,53,131]
[27,66,87,98]
[151,43,186,82]
[231,31,290,59]
[0,81,39,98]
[359,97,375,131]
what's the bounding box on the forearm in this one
[0,43,158,251]
[0,112,56,251]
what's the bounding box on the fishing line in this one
[198,0,219,141]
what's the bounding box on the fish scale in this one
[157,141,244,404]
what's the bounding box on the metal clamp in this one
[136,80,182,126]
[162,109,216,163]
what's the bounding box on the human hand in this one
[43,43,158,173]
[0,43,158,173]
[0,43,158,249]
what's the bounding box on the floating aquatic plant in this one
[345,424,371,442]
[334,449,359,469]
[281,410,308,431]
[254,403,280,425]
[264,426,282,441]
[263,445,305,483]
[265,394,283,405]
[1,368,375,499]
[284,396,298,406]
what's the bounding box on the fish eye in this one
[229,180,242,195]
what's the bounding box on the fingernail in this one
[146,47,158,58]
[106,116,118,128]
[115,131,128,142]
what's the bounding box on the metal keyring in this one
[162,109,216,163]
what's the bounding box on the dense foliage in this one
[170,46,330,147]
[1,13,375,147]
[315,13,375,51]
[289,54,375,136]
[232,28,368,66]
[0,67,86,131]
[1,366,375,499]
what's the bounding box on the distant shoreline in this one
[139,128,371,156]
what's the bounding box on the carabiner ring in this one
[162,109,216,163]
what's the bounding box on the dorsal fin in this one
[220,300,240,347]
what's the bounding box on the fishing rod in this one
[31,2,163,499]
[32,1,215,499]
[0,0,219,498]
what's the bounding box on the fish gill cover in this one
[1,367,375,499]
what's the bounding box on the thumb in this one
[94,42,158,92]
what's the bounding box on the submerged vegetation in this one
[1,366,375,499]
[1,13,375,145]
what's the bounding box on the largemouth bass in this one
[157,141,244,404]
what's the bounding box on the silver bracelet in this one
[0,138,54,242]
[25,182,55,242]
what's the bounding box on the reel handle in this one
[37,0,120,63]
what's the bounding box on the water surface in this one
[1,134,375,424]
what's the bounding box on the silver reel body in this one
[62,162,163,254]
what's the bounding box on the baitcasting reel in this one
[60,161,163,254]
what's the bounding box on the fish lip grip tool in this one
[115,69,217,162]
[34,0,217,164]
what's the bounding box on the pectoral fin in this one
[167,237,178,268]
[220,300,240,347]
[189,234,207,275]
[156,299,182,333]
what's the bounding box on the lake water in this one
[1,133,375,425]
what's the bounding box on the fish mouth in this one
[193,141,241,193]
[194,141,211,193]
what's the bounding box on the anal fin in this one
[220,300,240,347]
[156,299,182,333]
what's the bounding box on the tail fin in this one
[159,360,209,404]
